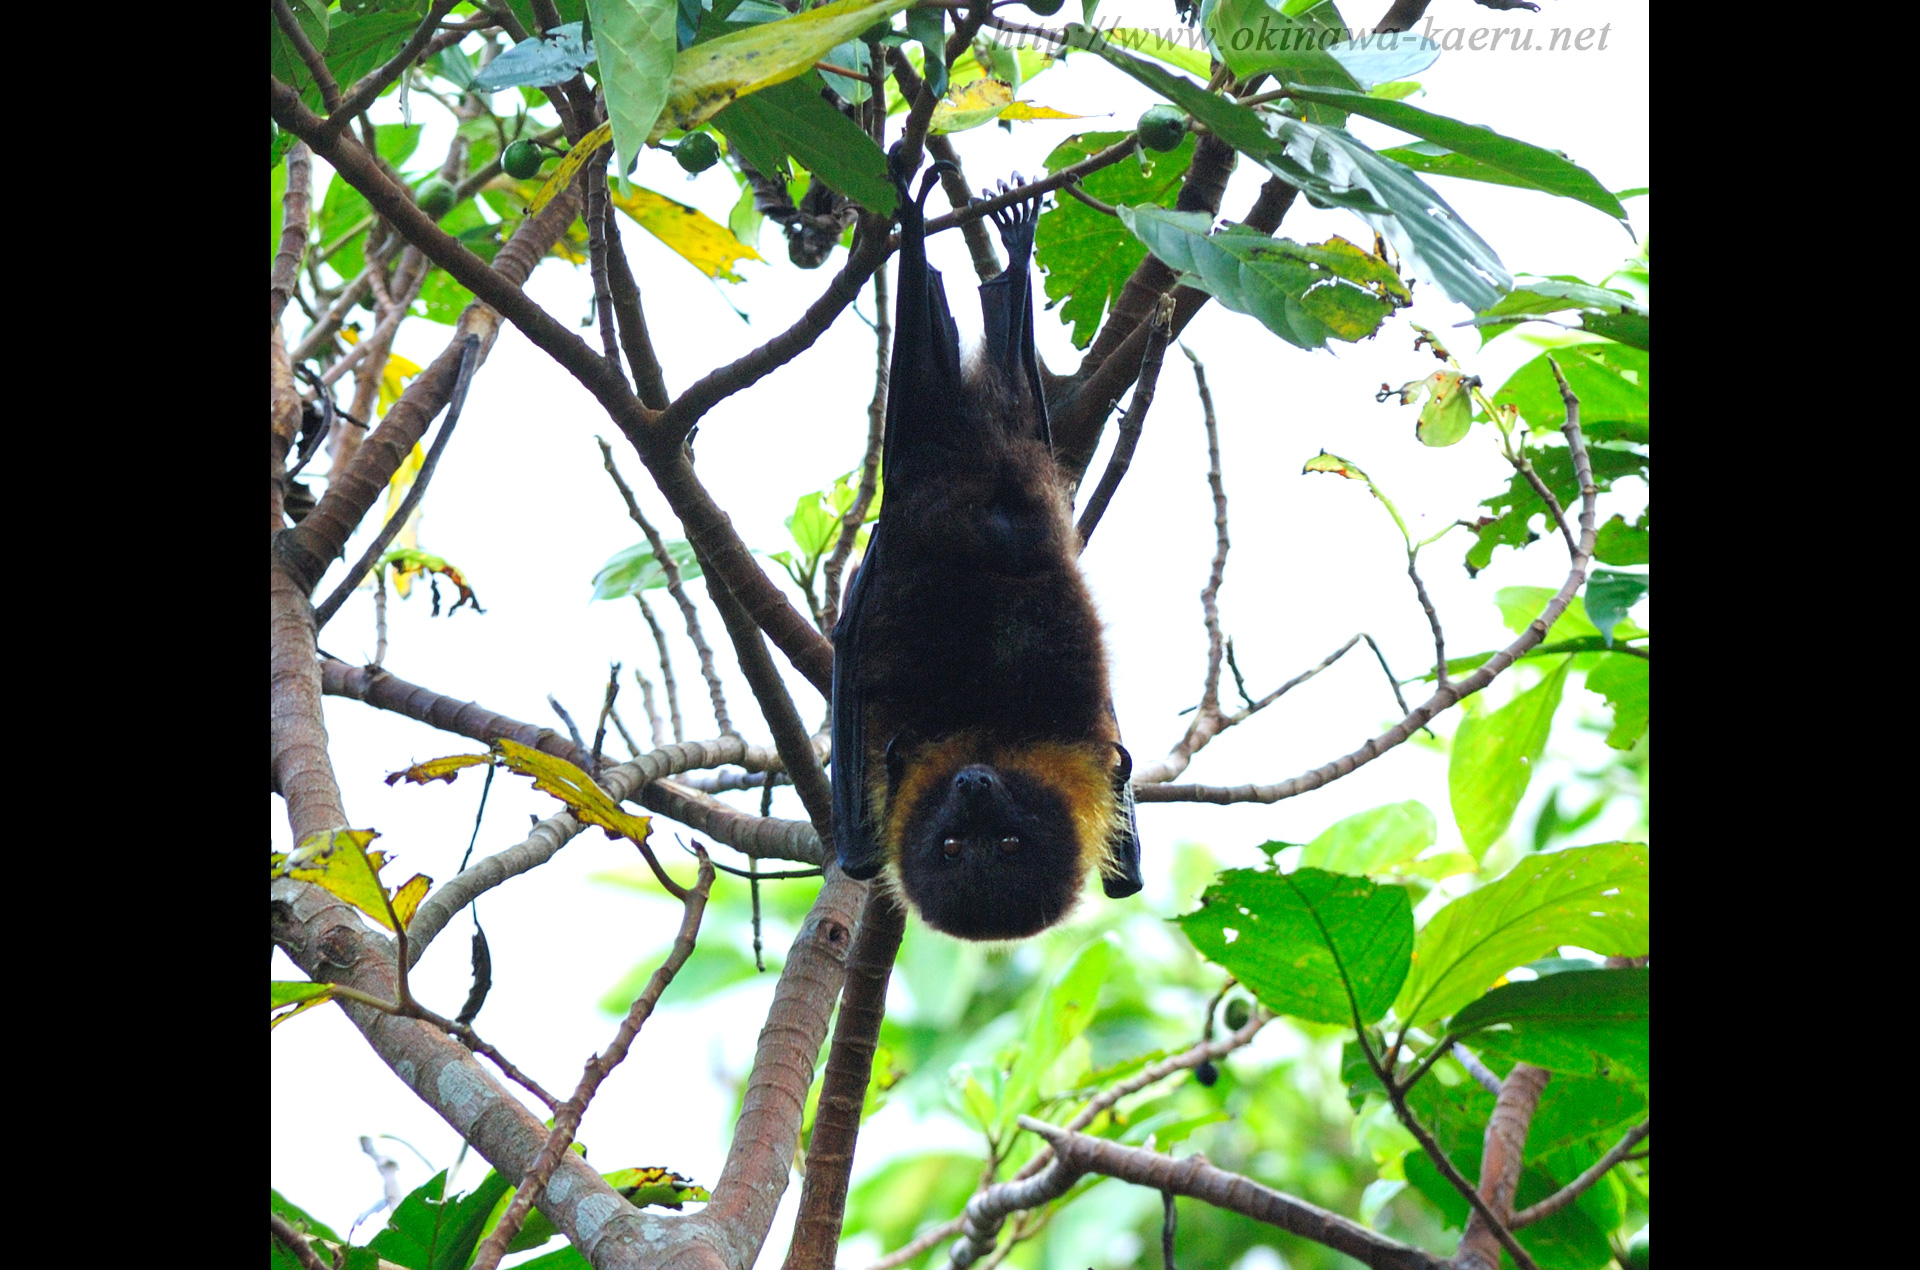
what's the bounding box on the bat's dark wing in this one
[831,530,883,879]
[1101,742,1144,898]
[833,156,959,880]
[979,184,1051,450]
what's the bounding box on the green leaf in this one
[1466,446,1649,575]
[1594,511,1649,566]
[271,1188,343,1247]
[1586,653,1648,750]
[590,539,704,599]
[1036,130,1194,348]
[1328,32,1440,90]
[1378,142,1556,193]
[712,74,897,215]
[1116,208,1410,349]
[1494,344,1649,444]
[1454,967,1648,1083]
[1065,27,1513,307]
[590,1,678,187]
[270,1,332,112]
[997,934,1116,1135]
[1275,85,1628,220]
[1179,867,1414,1027]
[1449,656,1571,855]
[1202,0,1360,89]
[1468,278,1648,348]
[270,980,335,1029]
[1297,801,1436,875]
[1394,841,1650,1028]
[905,5,946,97]
[366,1169,512,1270]
[787,487,842,559]
[1583,570,1647,646]
[1492,589,1644,646]
[1405,1147,1616,1268]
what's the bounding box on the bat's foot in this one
[886,143,960,213]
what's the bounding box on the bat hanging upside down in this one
[830,152,1143,941]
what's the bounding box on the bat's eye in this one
[999,836,1021,854]
[942,837,962,857]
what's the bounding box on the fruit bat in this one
[830,155,1142,941]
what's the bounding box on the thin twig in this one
[1061,179,1119,218]
[547,694,587,753]
[633,664,669,748]
[1160,1190,1178,1270]
[591,662,622,770]
[326,0,463,129]
[1452,1044,1505,1096]
[1076,296,1175,547]
[469,849,715,1270]
[1359,634,1415,716]
[312,335,481,630]
[270,1212,332,1270]
[1407,554,1449,694]
[636,599,684,743]
[1510,1119,1650,1229]
[607,702,642,758]
[584,147,626,376]
[1189,344,1231,719]
[597,437,732,734]
[1137,370,1599,803]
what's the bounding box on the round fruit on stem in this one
[417,178,457,219]
[502,139,544,180]
[1137,104,1188,153]
[674,132,720,174]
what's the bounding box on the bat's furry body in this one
[830,158,1142,941]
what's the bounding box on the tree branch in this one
[784,890,908,1270]
[597,438,732,735]
[273,0,343,113]
[1136,368,1598,803]
[1001,1120,1445,1270]
[471,849,715,1270]
[319,660,826,868]
[271,142,313,327]
[1510,1119,1649,1230]
[1075,296,1174,547]
[1453,1063,1550,1270]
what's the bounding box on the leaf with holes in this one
[493,738,652,845]
[1179,867,1413,1026]
[609,181,765,280]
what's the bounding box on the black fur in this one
[830,155,1142,939]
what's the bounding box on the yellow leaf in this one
[930,79,1014,135]
[655,0,915,139]
[391,874,432,929]
[1301,450,1370,481]
[605,1167,711,1210]
[998,101,1091,122]
[274,829,416,931]
[270,982,336,1030]
[385,753,493,786]
[607,183,764,283]
[493,738,652,845]
[380,350,422,416]
[527,121,613,218]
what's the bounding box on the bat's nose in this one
[953,765,998,802]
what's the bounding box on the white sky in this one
[271,1,1648,1261]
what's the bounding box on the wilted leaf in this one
[390,873,432,929]
[273,828,430,933]
[656,0,915,139]
[1302,450,1368,480]
[998,100,1089,122]
[493,738,652,844]
[606,1166,711,1209]
[608,182,764,281]
[930,78,1013,133]
[527,121,613,216]
[385,753,493,786]
[271,980,335,1030]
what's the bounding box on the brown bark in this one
[1455,1063,1551,1270]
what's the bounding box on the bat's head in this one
[887,742,1118,941]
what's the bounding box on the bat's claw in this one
[886,144,961,214]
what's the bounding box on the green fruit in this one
[1137,105,1187,153]
[1024,0,1065,14]
[502,139,544,181]
[675,132,721,174]
[1223,997,1251,1031]
[1625,1224,1649,1270]
[417,178,457,219]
